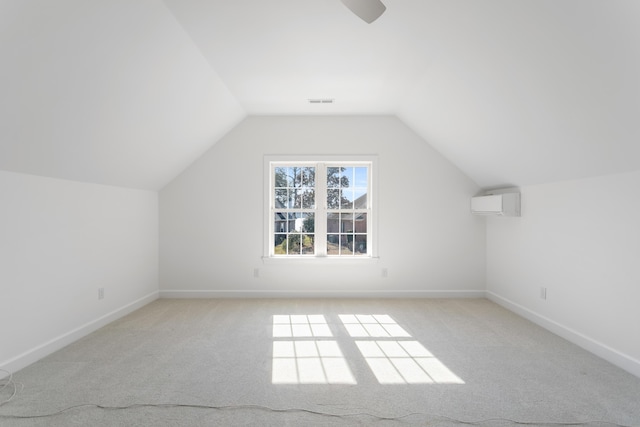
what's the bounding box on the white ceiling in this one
[2,0,639,190]
[0,0,244,190]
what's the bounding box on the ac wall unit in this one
[471,193,520,216]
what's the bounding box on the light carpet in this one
[1,298,639,426]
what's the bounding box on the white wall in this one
[486,170,640,376]
[160,116,485,296]
[0,171,158,374]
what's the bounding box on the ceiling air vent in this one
[308,99,334,104]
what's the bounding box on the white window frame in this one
[263,155,378,263]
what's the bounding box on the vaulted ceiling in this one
[2,0,639,190]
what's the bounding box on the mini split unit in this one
[471,192,521,216]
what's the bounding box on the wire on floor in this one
[0,370,636,427]
[0,369,22,408]
[0,401,636,426]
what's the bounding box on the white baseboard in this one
[0,291,158,379]
[160,289,486,299]
[486,291,640,379]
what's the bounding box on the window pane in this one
[327,235,339,255]
[327,213,339,233]
[302,213,315,232]
[287,234,301,254]
[327,189,340,209]
[275,189,288,208]
[275,167,289,188]
[354,167,368,187]
[342,167,354,189]
[303,167,315,188]
[302,235,314,254]
[289,212,309,233]
[293,167,303,188]
[354,213,367,233]
[286,167,296,187]
[287,213,297,232]
[290,166,315,188]
[354,235,367,255]
[302,189,315,209]
[354,189,367,208]
[274,234,286,254]
[340,235,353,255]
[274,213,288,233]
[327,167,340,188]
[341,188,354,209]
[340,213,354,233]
[292,190,303,208]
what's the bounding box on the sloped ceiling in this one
[163,0,640,189]
[2,0,639,190]
[0,0,244,190]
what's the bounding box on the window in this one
[265,157,375,259]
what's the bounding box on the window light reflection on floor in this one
[270,314,463,385]
[340,314,464,385]
[272,315,356,384]
[355,340,464,384]
[339,314,411,338]
[272,340,356,384]
[273,314,333,338]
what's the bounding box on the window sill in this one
[262,256,380,265]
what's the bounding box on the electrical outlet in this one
[253,268,260,278]
[381,268,388,278]
[540,287,547,300]
[98,288,104,300]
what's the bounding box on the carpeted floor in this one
[1,298,639,426]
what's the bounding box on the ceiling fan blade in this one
[340,0,386,24]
